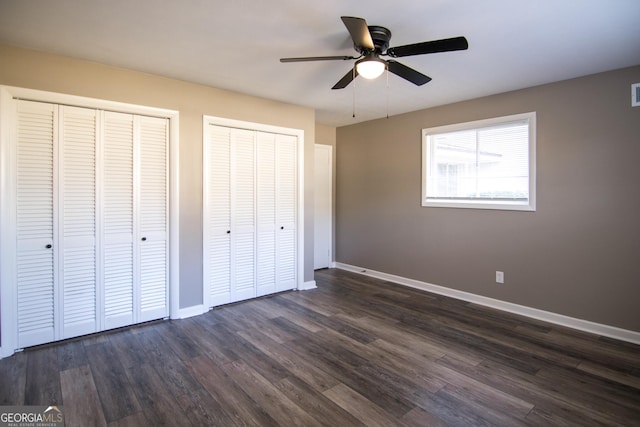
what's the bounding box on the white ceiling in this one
[1,0,639,127]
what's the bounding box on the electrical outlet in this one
[496,271,504,284]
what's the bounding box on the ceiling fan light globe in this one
[356,59,385,79]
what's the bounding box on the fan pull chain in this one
[352,66,356,118]
[386,65,390,119]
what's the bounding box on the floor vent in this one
[633,83,640,107]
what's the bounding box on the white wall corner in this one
[333,262,640,346]
[299,280,317,291]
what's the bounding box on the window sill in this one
[422,199,535,211]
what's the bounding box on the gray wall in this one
[0,44,316,313]
[336,65,640,332]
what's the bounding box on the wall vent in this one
[633,83,640,107]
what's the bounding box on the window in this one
[422,112,536,211]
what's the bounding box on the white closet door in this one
[9,98,171,352]
[276,134,298,292]
[205,125,232,306]
[103,111,135,329]
[256,132,277,297]
[230,129,256,303]
[314,144,332,269]
[15,101,57,348]
[203,121,299,308]
[138,116,169,322]
[59,106,98,339]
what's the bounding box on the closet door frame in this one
[0,86,180,358]
[202,115,304,309]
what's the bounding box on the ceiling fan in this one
[280,16,468,89]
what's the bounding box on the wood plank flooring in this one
[1,268,639,426]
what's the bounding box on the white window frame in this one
[422,112,536,211]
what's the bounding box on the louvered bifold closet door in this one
[16,101,57,348]
[256,132,277,297]
[138,116,169,321]
[276,134,298,292]
[205,125,232,306]
[230,129,257,303]
[204,122,298,308]
[59,106,98,339]
[103,112,135,329]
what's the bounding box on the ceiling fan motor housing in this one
[366,25,392,53]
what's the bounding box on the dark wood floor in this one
[1,268,639,426]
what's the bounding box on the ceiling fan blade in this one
[341,16,375,51]
[387,36,468,58]
[280,55,356,62]
[387,60,432,86]
[332,67,358,90]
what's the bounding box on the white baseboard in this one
[177,304,208,319]
[334,262,640,345]
[177,282,318,319]
[298,280,317,291]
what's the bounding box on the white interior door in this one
[204,125,257,306]
[15,100,57,348]
[256,132,277,297]
[230,129,256,303]
[14,101,169,347]
[1,88,178,357]
[103,111,135,329]
[276,134,298,291]
[138,116,169,321]
[204,125,232,306]
[255,132,298,296]
[59,105,98,339]
[314,144,332,269]
[204,120,301,307]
